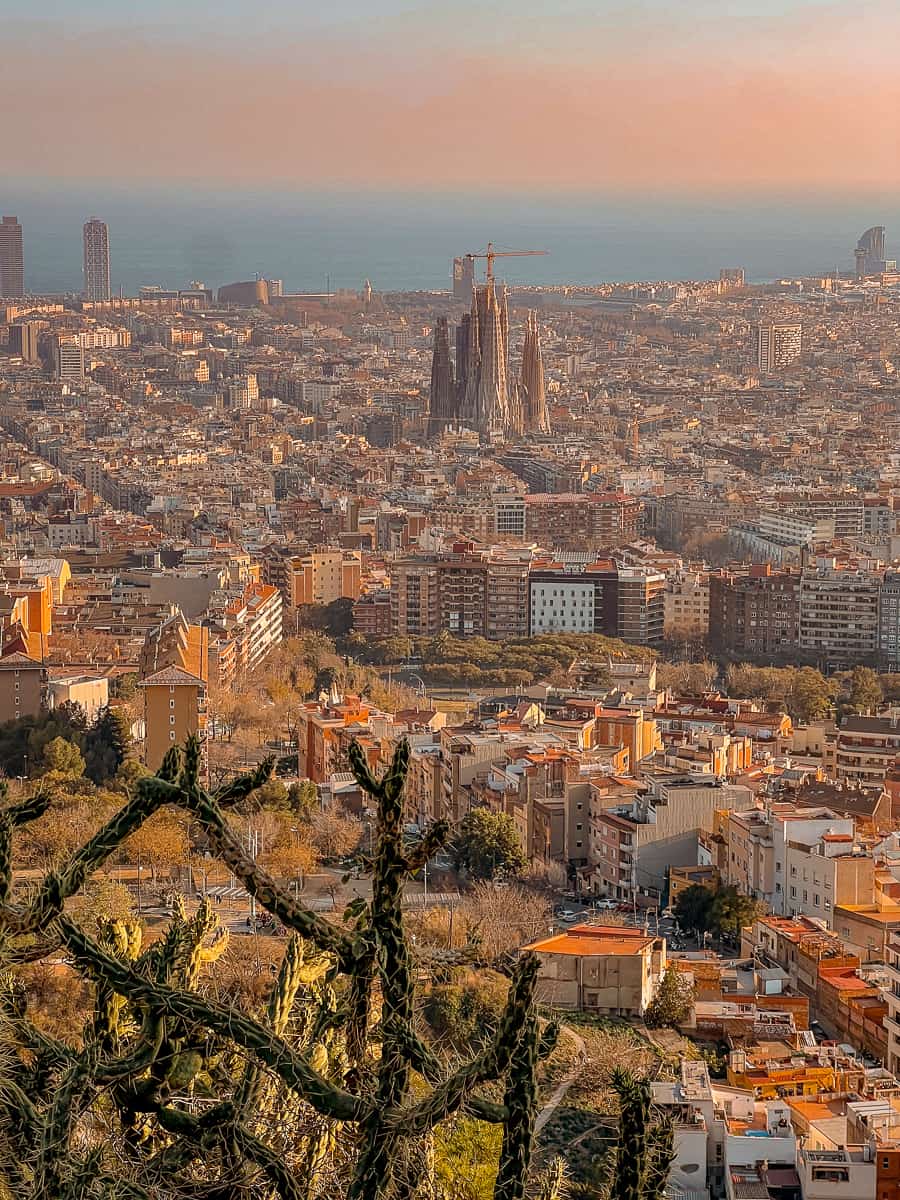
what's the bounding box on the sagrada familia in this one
[428,280,549,440]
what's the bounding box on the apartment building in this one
[591,773,752,899]
[523,491,642,550]
[664,569,710,639]
[708,565,801,659]
[139,665,206,771]
[524,924,665,1016]
[390,545,531,640]
[784,834,873,925]
[881,572,900,671]
[0,652,47,723]
[799,566,882,667]
[834,713,900,788]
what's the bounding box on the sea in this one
[6,183,900,296]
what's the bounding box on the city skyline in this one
[3,1,900,192]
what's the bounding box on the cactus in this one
[603,1068,675,1200]
[0,736,589,1199]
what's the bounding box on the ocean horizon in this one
[5,183,899,297]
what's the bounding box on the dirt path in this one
[535,1025,588,1135]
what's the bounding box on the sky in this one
[3,0,898,194]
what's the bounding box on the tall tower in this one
[452,255,474,300]
[475,279,508,435]
[428,316,455,433]
[0,217,24,297]
[520,310,549,433]
[82,217,111,302]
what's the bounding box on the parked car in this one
[592,898,618,910]
[557,909,578,922]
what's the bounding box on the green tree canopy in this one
[451,809,527,880]
[40,735,85,777]
[710,885,762,940]
[84,706,132,784]
[838,666,883,720]
[644,963,695,1029]
[672,884,715,937]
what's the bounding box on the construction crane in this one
[466,241,547,281]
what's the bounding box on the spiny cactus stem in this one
[402,1028,509,1123]
[392,954,540,1138]
[184,790,354,966]
[404,821,450,873]
[59,916,368,1122]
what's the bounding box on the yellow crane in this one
[466,241,547,281]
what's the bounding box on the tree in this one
[672,883,715,937]
[307,805,362,859]
[787,667,833,724]
[644,963,695,1029]
[710,885,761,941]
[288,778,319,821]
[460,881,554,959]
[124,810,189,882]
[839,666,883,719]
[84,705,132,783]
[452,809,528,880]
[656,661,718,696]
[40,735,85,777]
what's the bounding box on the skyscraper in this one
[452,255,474,300]
[0,216,24,297]
[755,323,802,373]
[519,310,549,432]
[428,316,455,432]
[83,217,111,302]
[854,226,893,278]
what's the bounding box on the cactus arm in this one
[392,954,539,1139]
[643,1112,676,1200]
[60,1146,103,1200]
[183,790,354,965]
[32,1043,99,1200]
[234,932,305,1115]
[494,1011,539,1200]
[347,739,413,1200]
[10,776,183,934]
[400,1027,509,1124]
[403,821,450,873]
[59,917,367,1122]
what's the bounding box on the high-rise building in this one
[428,316,455,432]
[754,322,802,372]
[719,267,745,290]
[55,338,85,382]
[0,216,24,297]
[8,321,41,362]
[880,572,900,671]
[82,217,111,302]
[452,255,474,300]
[854,226,895,278]
[519,310,549,433]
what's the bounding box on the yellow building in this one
[139,665,206,770]
[288,550,362,609]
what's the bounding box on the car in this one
[593,898,618,910]
[557,909,578,922]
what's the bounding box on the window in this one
[803,890,808,902]
[170,715,176,725]
[790,887,797,898]
[169,731,176,741]
[814,894,819,906]
[170,699,175,709]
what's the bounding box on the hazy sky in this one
[4,0,897,193]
